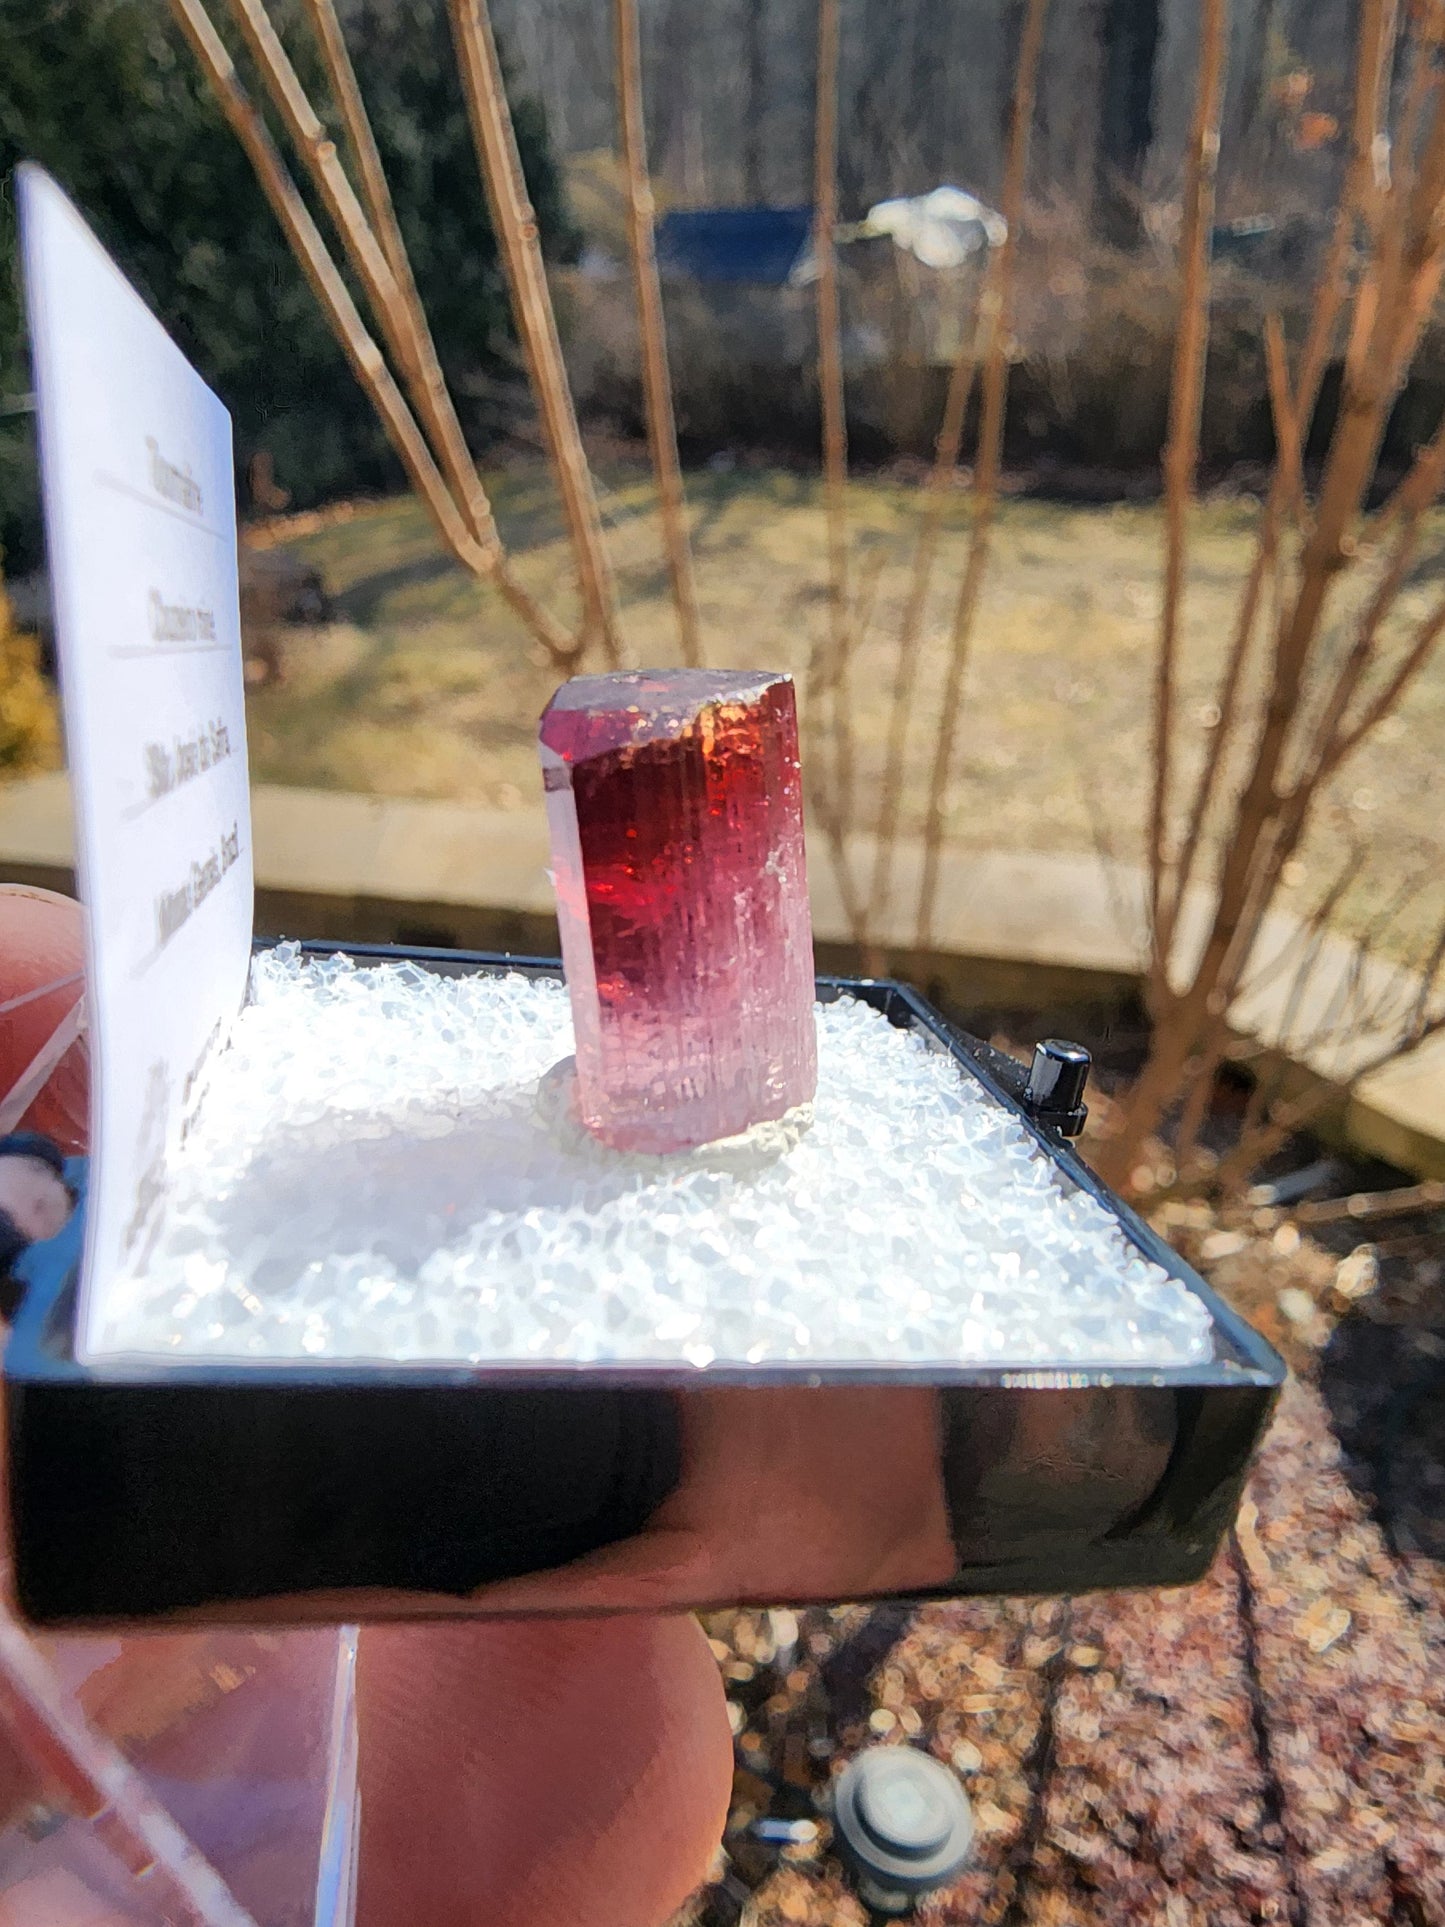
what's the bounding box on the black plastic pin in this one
[1023,1038,1091,1138]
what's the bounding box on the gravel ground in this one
[680,1204,1445,1926]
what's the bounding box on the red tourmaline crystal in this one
[539,669,817,1152]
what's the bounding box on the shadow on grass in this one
[334,551,463,627]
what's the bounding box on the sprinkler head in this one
[832,1746,974,1917]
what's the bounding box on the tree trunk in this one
[1095,0,1163,247]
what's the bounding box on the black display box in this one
[4,943,1284,1627]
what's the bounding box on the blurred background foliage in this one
[0,570,58,775]
[0,0,575,575]
[9,0,1443,581]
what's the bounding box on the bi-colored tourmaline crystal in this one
[539,669,817,1153]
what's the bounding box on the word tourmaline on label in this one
[539,669,817,1153]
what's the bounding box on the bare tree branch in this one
[1094,0,1445,1192]
[1168,0,1400,939]
[447,0,626,668]
[296,0,531,602]
[1213,1006,1445,1194]
[1319,582,1445,775]
[914,0,1049,951]
[807,0,864,937]
[1149,0,1229,986]
[1262,313,1307,532]
[164,1,501,588]
[1297,1177,1445,1224]
[223,0,505,567]
[862,308,983,953]
[171,0,585,663]
[299,0,410,286]
[614,0,702,666]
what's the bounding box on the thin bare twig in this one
[296,0,504,558]
[447,0,625,668]
[1172,842,1372,1180]
[836,545,889,868]
[1296,1177,1445,1224]
[176,0,581,661]
[807,0,864,936]
[1167,0,1401,938]
[1262,313,1307,532]
[1322,419,1445,712]
[862,305,983,950]
[849,544,890,664]
[298,0,408,289]
[1318,580,1445,775]
[1410,916,1445,1030]
[613,0,702,666]
[296,0,523,583]
[1219,883,1445,1193]
[1238,847,1361,1010]
[1097,0,1441,1189]
[224,0,524,572]
[1204,857,1370,1172]
[1149,0,1229,985]
[165,0,499,588]
[914,0,1049,950]
[1213,1006,1445,1192]
[813,0,847,692]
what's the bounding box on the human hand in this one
[0,1141,73,1246]
[0,888,734,1926]
[356,1615,734,1927]
[0,885,88,1155]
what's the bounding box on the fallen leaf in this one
[1295,1597,1351,1654]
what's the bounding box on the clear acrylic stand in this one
[0,1585,358,1926]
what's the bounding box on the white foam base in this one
[86,949,1214,1370]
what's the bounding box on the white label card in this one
[19,166,254,1359]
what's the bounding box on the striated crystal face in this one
[539,669,817,1153]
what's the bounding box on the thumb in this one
[357,1613,733,1927]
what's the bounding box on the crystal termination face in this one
[90,950,1216,1370]
[539,669,817,1153]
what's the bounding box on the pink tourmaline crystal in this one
[539,669,817,1153]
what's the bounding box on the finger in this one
[0,885,89,1153]
[357,1613,732,1927]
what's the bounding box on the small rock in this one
[770,1609,800,1653]
[1333,1246,1378,1302]
[1295,1598,1351,1654]
[974,1800,1016,1836]
[1277,1287,1318,1327]
[1201,1230,1248,1260]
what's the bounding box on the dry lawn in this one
[245,463,1445,962]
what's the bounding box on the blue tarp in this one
[655,206,813,286]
